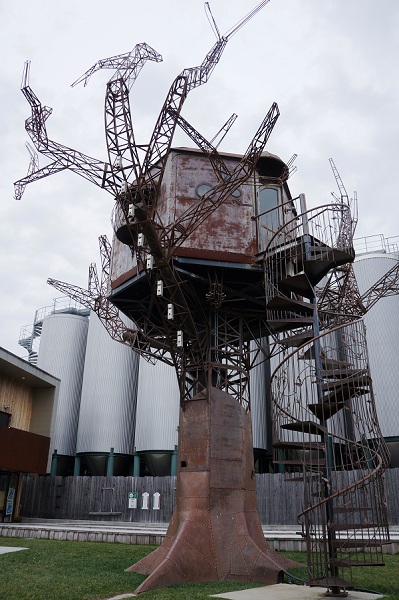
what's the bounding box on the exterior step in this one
[273,441,325,450]
[330,523,380,531]
[333,506,373,513]
[283,473,321,482]
[300,348,352,369]
[266,295,314,315]
[308,246,355,266]
[308,401,344,420]
[281,420,326,436]
[268,317,314,333]
[331,540,384,548]
[274,459,326,467]
[330,559,385,567]
[319,368,369,379]
[321,375,371,392]
[278,272,314,299]
[303,258,338,287]
[311,576,353,589]
[322,385,370,404]
[279,329,314,348]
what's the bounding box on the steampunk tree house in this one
[15,2,392,596]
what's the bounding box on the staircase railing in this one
[264,198,389,592]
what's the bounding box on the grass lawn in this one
[0,537,397,600]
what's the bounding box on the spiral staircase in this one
[263,196,390,594]
[18,320,43,364]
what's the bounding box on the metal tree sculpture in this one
[15,1,303,593]
[15,2,397,594]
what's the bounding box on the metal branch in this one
[73,44,163,196]
[14,159,67,200]
[360,258,399,312]
[136,14,254,211]
[14,142,41,200]
[170,108,231,181]
[18,62,109,195]
[46,276,161,363]
[210,112,238,148]
[99,235,112,295]
[71,43,162,90]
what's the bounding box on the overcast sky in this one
[1,0,398,359]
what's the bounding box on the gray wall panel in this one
[354,253,399,438]
[76,312,139,455]
[37,313,88,456]
[250,341,269,450]
[135,358,179,452]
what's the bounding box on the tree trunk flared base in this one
[128,387,299,593]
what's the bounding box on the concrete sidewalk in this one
[210,584,384,600]
[100,584,383,600]
[0,546,28,555]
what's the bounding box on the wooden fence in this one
[20,469,399,525]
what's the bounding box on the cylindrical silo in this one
[250,340,272,473]
[134,358,180,476]
[76,311,139,476]
[37,312,89,472]
[353,252,399,466]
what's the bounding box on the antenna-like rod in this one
[205,3,221,40]
[224,0,270,40]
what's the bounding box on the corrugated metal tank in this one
[134,358,180,452]
[250,341,270,452]
[37,312,89,456]
[76,312,139,459]
[134,358,180,476]
[353,252,399,438]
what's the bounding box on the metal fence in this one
[20,469,399,525]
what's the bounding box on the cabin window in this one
[258,187,280,232]
[196,183,213,198]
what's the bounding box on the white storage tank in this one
[134,358,180,476]
[353,251,399,466]
[37,311,89,469]
[250,341,272,472]
[75,311,139,475]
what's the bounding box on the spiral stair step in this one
[279,329,314,348]
[320,375,371,391]
[268,317,314,333]
[273,441,325,450]
[299,348,352,369]
[266,295,314,315]
[333,506,373,513]
[330,559,385,568]
[308,401,344,420]
[281,420,327,436]
[311,576,353,589]
[274,458,326,467]
[319,368,369,379]
[331,539,385,548]
[278,272,314,299]
[330,523,380,531]
[321,385,370,405]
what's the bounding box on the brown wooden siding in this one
[0,373,32,431]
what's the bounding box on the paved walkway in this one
[99,584,384,600]
[0,546,28,555]
[210,584,384,600]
